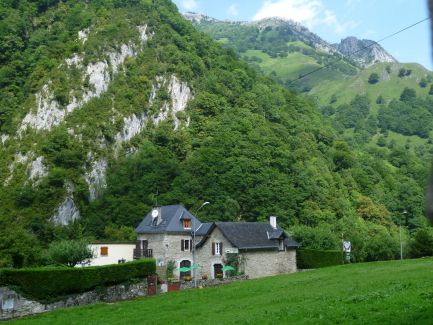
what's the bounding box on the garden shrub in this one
[297,249,342,269]
[0,258,155,302]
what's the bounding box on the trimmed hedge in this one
[0,258,155,302]
[297,249,343,269]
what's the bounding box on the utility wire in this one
[286,17,431,86]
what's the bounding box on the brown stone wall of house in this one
[138,233,194,275]
[240,249,297,279]
[195,228,233,279]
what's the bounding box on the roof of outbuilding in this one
[135,205,201,234]
[196,222,299,250]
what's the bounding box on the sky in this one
[172,0,433,70]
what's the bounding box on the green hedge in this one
[297,249,343,269]
[0,259,155,302]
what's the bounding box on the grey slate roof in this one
[135,205,201,234]
[195,222,213,236]
[196,222,299,250]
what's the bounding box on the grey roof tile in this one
[216,222,299,250]
[135,205,201,234]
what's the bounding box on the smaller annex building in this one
[82,242,135,267]
[135,205,299,279]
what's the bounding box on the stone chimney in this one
[270,216,277,229]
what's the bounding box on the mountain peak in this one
[183,12,219,23]
[333,36,397,67]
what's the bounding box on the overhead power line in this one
[286,17,431,86]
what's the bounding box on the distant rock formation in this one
[333,36,397,67]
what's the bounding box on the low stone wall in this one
[1,275,249,320]
[180,275,249,290]
[0,281,148,321]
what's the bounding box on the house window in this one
[100,246,108,256]
[279,239,284,251]
[183,219,192,229]
[212,242,223,255]
[181,239,192,251]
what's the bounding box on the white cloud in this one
[182,0,198,11]
[227,4,239,17]
[253,0,358,34]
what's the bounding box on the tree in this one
[419,78,428,88]
[48,240,94,267]
[368,72,379,84]
[385,65,391,74]
[429,84,433,95]
[399,87,416,102]
[398,68,406,78]
[376,135,387,147]
[376,95,384,104]
[409,228,433,258]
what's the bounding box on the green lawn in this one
[7,258,433,324]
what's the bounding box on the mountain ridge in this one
[184,12,396,68]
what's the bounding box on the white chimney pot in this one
[270,216,277,229]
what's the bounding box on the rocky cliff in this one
[333,36,397,67]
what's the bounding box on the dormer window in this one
[183,219,192,229]
[278,239,284,251]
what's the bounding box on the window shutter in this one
[212,242,215,255]
[181,239,184,251]
[143,240,148,250]
[135,240,141,250]
[190,240,193,251]
[220,242,223,255]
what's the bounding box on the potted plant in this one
[166,260,181,292]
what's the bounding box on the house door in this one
[214,263,223,278]
[180,260,191,279]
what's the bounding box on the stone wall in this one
[0,281,148,321]
[240,249,297,279]
[138,233,194,274]
[180,275,249,290]
[195,227,233,279]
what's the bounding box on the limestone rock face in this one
[333,37,397,67]
[52,197,80,226]
[19,25,150,134]
[84,157,108,202]
[27,156,48,183]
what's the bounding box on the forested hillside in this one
[0,0,428,267]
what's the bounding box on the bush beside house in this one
[297,249,343,269]
[0,258,155,302]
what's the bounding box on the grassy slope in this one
[242,49,354,89]
[310,62,433,111]
[8,258,433,324]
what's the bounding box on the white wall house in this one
[85,243,135,266]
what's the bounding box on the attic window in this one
[152,216,158,226]
[183,219,192,229]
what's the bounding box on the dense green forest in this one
[0,0,431,268]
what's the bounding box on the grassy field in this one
[7,258,433,324]
[310,62,433,109]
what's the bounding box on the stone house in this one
[135,205,299,279]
